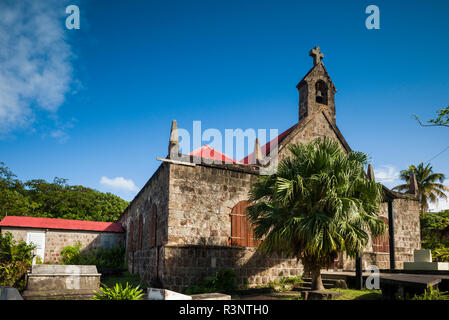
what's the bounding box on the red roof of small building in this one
[189,145,241,164]
[240,124,297,164]
[0,216,123,233]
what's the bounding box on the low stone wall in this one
[0,227,123,263]
[161,245,304,293]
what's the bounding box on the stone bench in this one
[22,265,101,300]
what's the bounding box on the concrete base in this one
[403,262,449,271]
[23,264,101,300]
[190,293,231,300]
[0,287,23,300]
[147,288,192,300]
[22,289,96,300]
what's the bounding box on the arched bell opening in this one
[315,80,328,105]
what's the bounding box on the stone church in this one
[118,47,421,292]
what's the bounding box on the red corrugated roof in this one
[240,124,297,164]
[189,145,241,164]
[0,216,123,233]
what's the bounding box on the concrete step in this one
[299,277,347,289]
[294,284,335,290]
[301,278,340,285]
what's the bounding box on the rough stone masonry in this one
[118,47,421,292]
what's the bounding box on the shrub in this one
[184,269,237,295]
[0,232,35,291]
[214,269,237,291]
[408,286,449,300]
[60,241,82,264]
[92,282,144,300]
[431,247,449,262]
[60,243,125,271]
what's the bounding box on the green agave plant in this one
[92,282,144,300]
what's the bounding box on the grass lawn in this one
[261,289,382,300]
[245,288,382,300]
[332,288,382,300]
[100,271,149,289]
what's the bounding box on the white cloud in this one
[374,165,400,187]
[428,199,449,212]
[100,176,139,192]
[0,0,74,134]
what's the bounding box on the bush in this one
[60,242,125,271]
[92,282,144,300]
[184,269,237,295]
[0,232,35,291]
[60,241,83,264]
[403,286,449,300]
[421,210,449,262]
[214,269,237,291]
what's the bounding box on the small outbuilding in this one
[0,216,124,263]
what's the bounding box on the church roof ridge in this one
[190,144,241,164]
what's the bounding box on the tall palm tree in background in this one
[393,162,449,215]
[246,138,385,291]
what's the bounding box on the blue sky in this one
[1,0,448,209]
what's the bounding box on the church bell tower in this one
[296,46,337,123]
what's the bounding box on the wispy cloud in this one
[100,176,139,192]
[374,165,400,186]
[0,0,74,135]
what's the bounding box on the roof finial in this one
[367,164,375,181]
[254,138,263,165]
[168,120,180,159]
[409,172,419,195]
[309,46,324,66]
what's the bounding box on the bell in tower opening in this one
[315,80,328,105]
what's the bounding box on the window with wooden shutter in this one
[149,204,157,247]
[230,201,260,247]
[373,217,389,253]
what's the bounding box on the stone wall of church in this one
[162,245,304,293]
[159,162,305,291]
[167,162,258,246]
[343,197,420,270]
[118,162,170,283]
[391,197,421,268]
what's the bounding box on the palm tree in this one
[246,138,385,291]
[393,162,449,215]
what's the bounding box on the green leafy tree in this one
[420,210,449,261]
[246,138,385,291]
[393,162,449,215]
[414,106,449,128]
[0,161,129,222]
